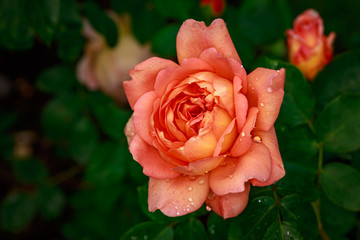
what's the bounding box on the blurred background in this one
[0,0,360,239]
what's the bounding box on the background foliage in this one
[1,0,360,239]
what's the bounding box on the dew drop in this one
[206,205,212,211]
[144,236,148,240]
[189,175,196,181]
[176,211,180,216]
[188,197,193,202]
[241,131,245,137]
[188,187,193,191]
[258,199,262,203]
[186,208,190,212]
[267,87,273,93]
[199,179,205,184]
[253,136,262,143]
[260,102,264,107]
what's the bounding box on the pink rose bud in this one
[286,9,335,81]
[77,12,152,105]
[200,0,225,16]
[124,19,286,219]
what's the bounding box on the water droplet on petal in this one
[253,136,262,143]
[199,179,205,184]
[188,197,193,202]
[206,205,212,211]
[176,211,180,216]
[189,175,196,181]
[267,87,273,93]
[188,187,193,191]
[186,208,190,211]
[260,102,264,107]
[241,132,245,137]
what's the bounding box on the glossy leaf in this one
[152,24,179,58]
[315,94,360,153]
[320,162,360,211]
[174,218,208,240]
[120,222,174,240]
[0,0,33,50]
[69,116,99,164]
[207,212,229,240]
[36,65,76,94]
[55,0,84,62]
[25,0,60,45]
[85,142,128,185]
[312,49,360,110]
[0,192,37,231]
[83,0,118,47]
[37,186,65,220]
[263,221,302,240]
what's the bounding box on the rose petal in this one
[199,47,235,80]
[251,127,285,186]
[154,57,213,97]
[210,143,272,196]
[124,114,135,145]
[230,107,258,157]
[173,155,226,175]
[123,57,178,108]
[233,76,248,130]
[129,135,180,179]
[246,67,285,132]
[133,91,158,145]
[176,19,240,64]
[148,174,209,217]
[184,130,218,162]
[206,182,250,219]
[213,118,236,156]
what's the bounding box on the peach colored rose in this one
[124,19,285,219]
[77,13,152,105]
[286,9,335,80]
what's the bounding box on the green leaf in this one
[279,195,318,239]
[69,116,99,164]
[312,49,360,110]
[25,0,60,45]
[121,222,174,240]
[154,0,194,20]
[320,193,356,237]
[12,158,48,184]
[0,191,37,231]
[228,196,278,239]
[320,162,360,211]
[207,212,229,240]
[83,0,118,47]
[315,94,360,153]
[37,186,65,220]
[174,218,208,240]
[55,0,84,62]
[0,0,34,50]
[36,65,76,94]
[85,142,128,185]
[238,0,291,45]
[263,221,303,240]
[87,93,131,140]
[256,58,315,127]
[151,24,179,58]
[41,94,83,140]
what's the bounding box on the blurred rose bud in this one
[77,12,152,105]
[200,0,225,17]
[286,9,335,80]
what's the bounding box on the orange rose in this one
[286,9,335,80]
[77,12,152,105]
[124,19,285,219]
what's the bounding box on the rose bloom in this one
[286,9,335,80]
[77,12,152,105]
[124,19,285,219]
[200,0,225,16]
